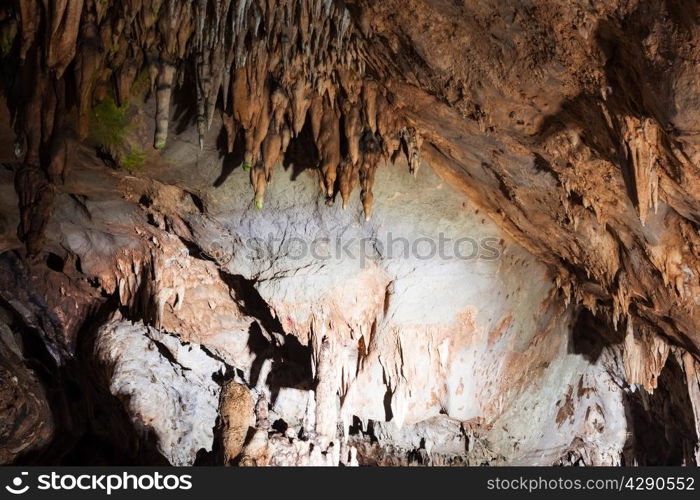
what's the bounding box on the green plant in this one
[131,68,151,98]
[121,149,146,171]
[88,96,129,149]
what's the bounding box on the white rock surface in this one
[95,316,224,465]
[11,117,690,466]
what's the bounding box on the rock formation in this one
[0,0,699,466]
[219,380,254,465]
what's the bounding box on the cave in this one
[1,0,700,467]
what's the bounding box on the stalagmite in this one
[219,381,254,466]
[314,336,338,441]
[238,429,270,466]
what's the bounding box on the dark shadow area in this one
[247,320,273,387]
[407,438,429,465]
[213,126,245,187]
[381,370,394,422]
[213,93,323,188]
[282,115,319,181]
[569,307,624,362]
[171,72,199,136]
[218,271,285,334]
[217,270,313,402]
[621,355,698,465]
[7,292,168,465]
[271,418,288,434]
[348,416,378,444]
[45,252,65,273]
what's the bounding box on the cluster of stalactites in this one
[231,66,414,218]
[190,0,420,218]
[192,0,359,147]
[13,0,197,164]
[12,0,422,221]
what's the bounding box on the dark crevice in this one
[569,307,624,362]
[45,252,65,272]
[621,355,698,466]
[11,292,168,465]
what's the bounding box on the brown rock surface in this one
[219,380,254,465]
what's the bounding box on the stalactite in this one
[309,91,323,144]
[251,164,267,210]
[400,127,422,176]
[14,164,54,259]
[45,0,85,78]
[75,13,102,139]
[376,93,401,160]
[248,81,271,168]
[17,0,39,60]
[362,81,378,134]
[222,111,237,153]
[338,158,358,209]
[154,60,175,150]
[344,102,362,166]
[318,97,341,198]
[9,0,420,256]
[231,68,254,131]
[261,131,282,178]
[623,320,669,392]
[47,121,77,184]
[622,116,661,226]
[681,352,700,465]
[359,131,381,220]
[291,78,312,136]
